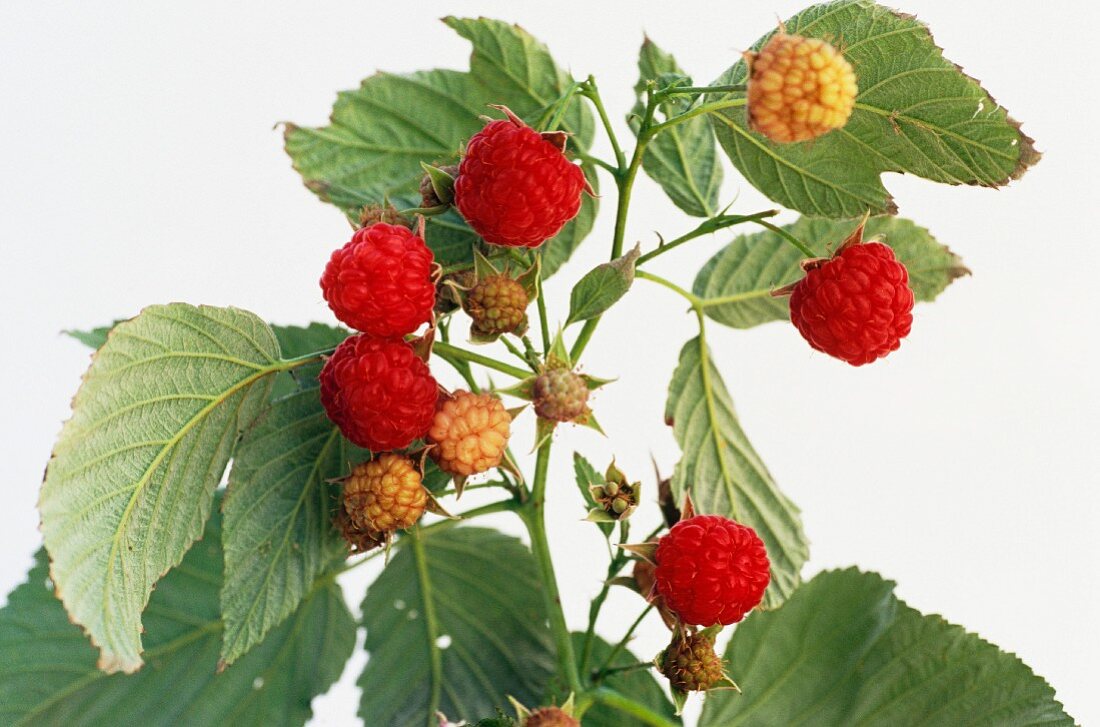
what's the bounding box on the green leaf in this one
[699,569,1074,726]
[566,245,641,326]
[64,322,123,350]
[39,304,284,673]
[285,17,597,275]
[632,38,723,217]
[269,322,348,398]
[359,527,555,725]
[573,452,612,538]
[694,216,969,329]
[0,507,355,726]
[707,0,1039,218]
[573,634,679,727]
[665,337,807,609]
[220,386,356,666]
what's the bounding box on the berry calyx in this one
[747,31,857,143]
[428,390,511,477]
[319,334,438,451]
[789,241,915,365]
[334,507,385,555]
[659,632,726,693]
[654,514,770,626]
[320,222,436,337]
[453,107,588,248]
[343,454,427,532]
[523,707,579,727]
[532,367,589,422]
[466,274,529,337]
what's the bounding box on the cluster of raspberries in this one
[317,106,592,544]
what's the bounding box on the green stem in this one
[535,253,551,355]
[754,218,816,257]
[655,83,747,98]
[581,76,626,171]
[586,688,679,727]
[521,439,582,693]
[636,270,704,309]
[410,527,443,726]
[595,660,654,679]
[543,81,581,131]
[570,88,657,362]
[432,342,529,379]
[635,210,780,265]
[579,525,632,676]
[644,97,747,139]
[594,604,654,682]
[500,336,538,372]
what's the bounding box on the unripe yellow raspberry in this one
[428,391,511,476]
[747,32,857,143]
[343,454,427,532]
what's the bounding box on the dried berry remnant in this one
[523,707,579,727]
[789,241,914,365]
[435,269,476,315]
[320,222,436,338]
[358,203,409,228]
[454,108,588,247]
[428,390,511,476]
[654,514,770,626]
[660,632,726,692]
[319,334,438,451]
[466,274,529,336]
[343,454,427,532]
[747,31,857,143]
[590,476,638,520]
[335,507,386,555]
[532,367,589,422]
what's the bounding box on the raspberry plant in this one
[0,2,1076,725]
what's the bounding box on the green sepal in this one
[498,376,537,402]
[473,248,501,279]
[420,161,456,206]
[584,508,617,523]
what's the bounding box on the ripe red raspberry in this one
[428,391,511,476]
[532,367,588,422]
[466,274,529,336]
[320,222,435,337]
[654,514,770,626]
[343,454,427,532]
[453,110,587,247]
[789,242,915,366]
[659,632,725,692]
[524,707,579,727]
[319,334,438,451]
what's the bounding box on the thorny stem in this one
[581,76,626,171]
[595,659,655,680]
[644,97,747,138]
[635,209,780,265]
[655,83,747,99]
[754,217,816,257]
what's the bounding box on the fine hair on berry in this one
[320,222,436,337]
[454,109,587,247]
[654,514,770,626]
[319,334,438,451]
[789,241,915,365]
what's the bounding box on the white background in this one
[2,1,1097,725]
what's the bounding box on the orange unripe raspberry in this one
[747,32,857,143]
[428,391,511,477]
[343,454,427,532]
